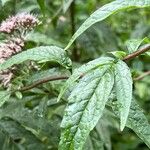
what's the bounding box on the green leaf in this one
[125,38,148,54]
[108,51,127,59]
[112,100,150,148]
[0,101,60,147]
[0,46,72,71]
[114,60,133,131]
[59,65,114,150]
[15,91,23,99]
[37,0,46,16]
[26,32,63,46]
[1,0,10,6]
[0,119,47,149]
[146,51,150,56]
[58,57,114,101]
[0,91,10,107]
[63,0,74,13]
[65,0,150,50]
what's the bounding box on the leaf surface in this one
[63,0,74,12]
[114,60,133,131]
[0,46,72,70]
[66,0,150,49]
[59,66,114,150]
[58,57,114,101]
[112,100,150,148]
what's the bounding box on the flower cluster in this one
[0,12,39,87]
[0,13,40,35]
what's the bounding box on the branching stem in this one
[19,44,150,91]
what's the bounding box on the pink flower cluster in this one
[0,38,24,87]
[0,12,39,87]
[0,13,40,34]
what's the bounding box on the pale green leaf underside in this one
[58,57,114,101]
[112,100,150,149]
[114,60,132,131]
[65,0,150,49]
[0,46,72,71]
[59,66,114,150]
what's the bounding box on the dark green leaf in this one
[37,0,46,16]
[112,100,150,148]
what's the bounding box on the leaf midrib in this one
[68,68,109,149]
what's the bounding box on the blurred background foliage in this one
[0,0,149,149]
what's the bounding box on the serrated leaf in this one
[112,100,150,148]
[0,46,72,71]
[125,38,148,54]
[59,66,114,150]
[58,57,114,101]
[114,60,133,131]
[65,0,150,49]
[63,0,74,13]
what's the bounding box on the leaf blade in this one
[65,0,150,49]
[114,60,133,131]
[58,57,114,101]
[59,66,114,150]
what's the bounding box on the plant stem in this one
[70,0,78,61]
[123,44,150,61]
[134,71,150,81]
[20,76,69,91]
[19,43,150,91]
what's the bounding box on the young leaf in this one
[63,0,74,13]
[108,51,127,59]
[114,60,133,131]
[112,100,150,148]
[65,0,150,49]
[125,38,148,54]
[59,66,114,150]
[58,57,114,101]
[0,46,72,70]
